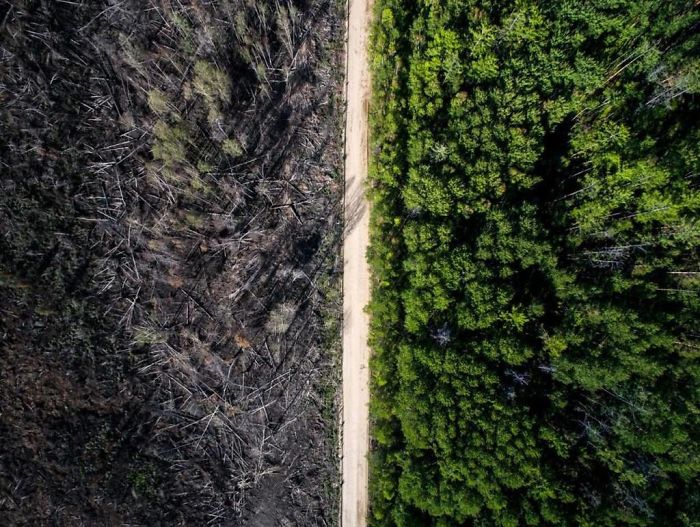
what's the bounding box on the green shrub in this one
[151,120,189,167]
[222,137,243,157]
[147,89,170,115]
[193,60,231,105]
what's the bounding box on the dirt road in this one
[341,0,373,525]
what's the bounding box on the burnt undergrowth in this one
[0,0,345,525]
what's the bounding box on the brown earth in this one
[341,0,373,525]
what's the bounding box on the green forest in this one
[367,1,700,526]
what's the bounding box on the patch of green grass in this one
[127,460,158,499]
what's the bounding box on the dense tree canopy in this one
[368,1,700,525]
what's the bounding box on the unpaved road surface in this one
[341,0,373,525]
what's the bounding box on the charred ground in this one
[0,0,345,525]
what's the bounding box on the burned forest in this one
[0,0,345,525]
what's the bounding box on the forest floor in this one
[0,1,346,525]
[341,0,373,525]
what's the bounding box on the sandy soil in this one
[341,0,373,525]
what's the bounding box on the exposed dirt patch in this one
[341,0,373,525]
